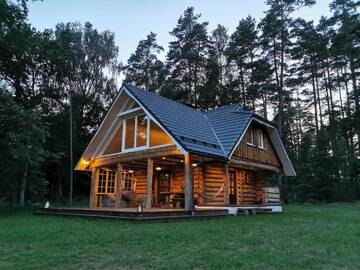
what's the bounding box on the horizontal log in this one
[205,182,224,188]
[267,198,280,203]
[241,194,256,198]
[205,187,224,193]
[93,145,182,168]
[205,174,224,180]
[267,194,280,199]
[230,157,282,173]
[238,188,256,193]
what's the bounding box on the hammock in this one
[121,179,137,203]
[195,182,225,200]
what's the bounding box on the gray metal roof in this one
[123,83,296,176]
[205,105,253,156]
[123,83,276,160]
[124,83,227,158]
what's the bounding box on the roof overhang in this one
[75,84,189,171]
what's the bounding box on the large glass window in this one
[150,121,173,146]
[125,117,135,149]
[103,124,122,155]
[118,113,174,152]
[136,114,147,147]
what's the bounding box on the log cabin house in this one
[75,83,295,214]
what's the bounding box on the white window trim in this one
[247,128,256,147]
[122,113,150,152]
[258,129,265,150]
[100,144,174,158]
[100,110,175,157]
[117,107,142,117]
[123,87,188,155]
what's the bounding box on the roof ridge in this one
[203,113,227,157]
[205,103,242,114]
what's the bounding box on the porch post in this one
[89,167,97,208]
[184,154,194,212]
[145,158,153,209]
[115,164,123,208]
[224,163,229,205]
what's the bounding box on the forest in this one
[0,0,359,207]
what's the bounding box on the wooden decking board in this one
[34,207,229,221]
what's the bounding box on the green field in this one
[0,204,359,270]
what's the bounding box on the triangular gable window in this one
[101,112,173,156]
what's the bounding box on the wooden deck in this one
[34,207,229,221]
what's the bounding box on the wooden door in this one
[229,171,237,205]
[157,171,171,206]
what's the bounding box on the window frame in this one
[247,128,256,147]
[97,168,116,195]
[120,112,173,154]
[122,114,149,152]
[258,129,265,150]
[123,171,133,191]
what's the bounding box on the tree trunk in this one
[19,162,29,207]
[349,55,360,141]
[311,68,319,137]
[314,69,324,127]
[239,64,246,108]
[336,67,345,119]
[263,90,268,120]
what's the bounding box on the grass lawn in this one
[0,204,359,270]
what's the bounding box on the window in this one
[258,129,265,149]
[123,172,133,191]
[136,114,147,147]
[98,169,107,194]
[247,128,255,146]
[97,169,116,194]
[150,121,173,146]
[103,124,123,155]
[124,117,135,149]
[116,110,174,153]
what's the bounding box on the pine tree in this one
[165,7,209,107]
[124,32,166,92]
[226,16,258,110]
[198,25,229,109]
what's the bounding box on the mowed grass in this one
[0,204,359,270]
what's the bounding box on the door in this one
[157,171,171,206]
[229,171,237,205]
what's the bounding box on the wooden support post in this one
[115,164,123,208]
[184,155,194,212]
[89,168,97,208]
[153,172,158,205]
[224,163,229,205]
[145,158,153,209]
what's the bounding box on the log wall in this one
[202,164,226,206]
[116,164,275,207]
[233,124,281,167]
[236,170,256,205]
[171,166,184,193]
[134,170,147,198]
[255,170,275,204]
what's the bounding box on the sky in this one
[28,0,333,64]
